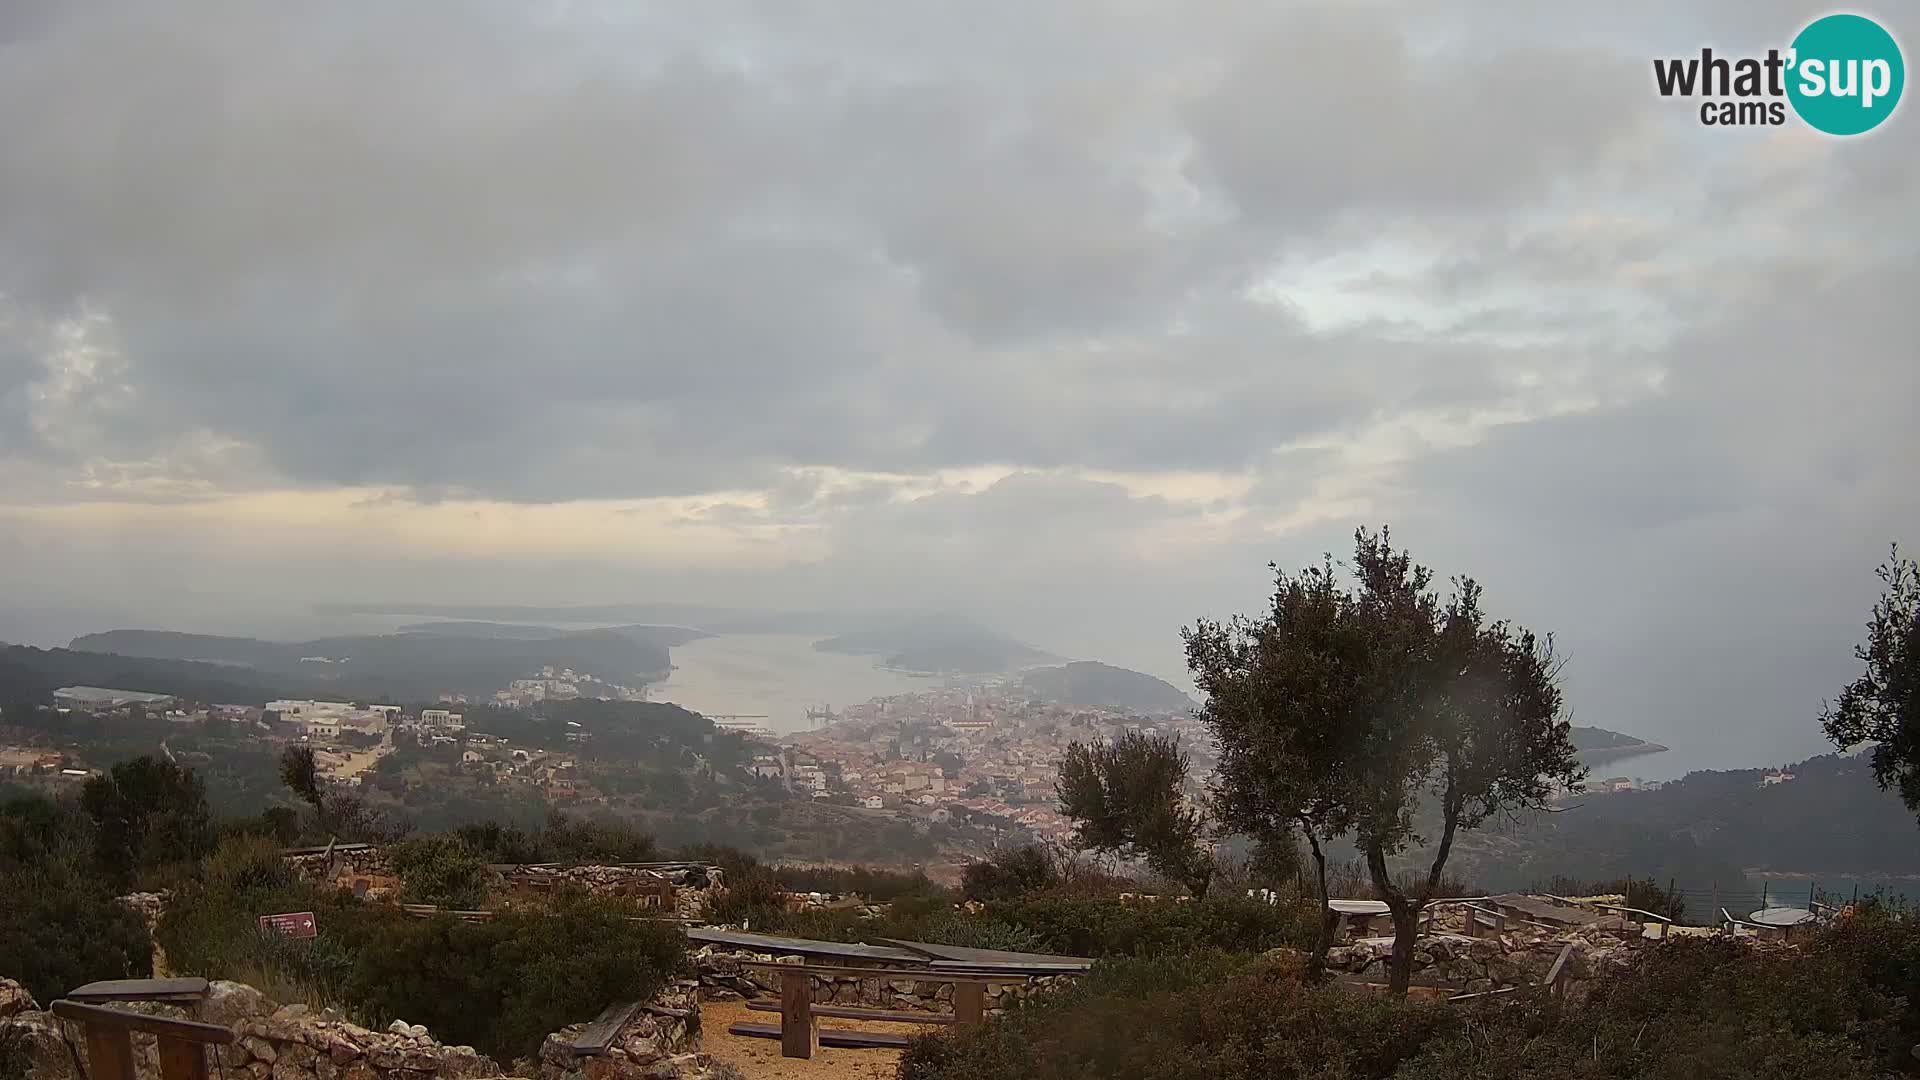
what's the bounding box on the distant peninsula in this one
[812,616,1057,674]
[1569,725,1668,764]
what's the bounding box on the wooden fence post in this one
[779,969,817,1060]
[953,981,986,1027]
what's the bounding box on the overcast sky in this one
[1,1,1914,769]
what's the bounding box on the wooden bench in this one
[730,962,1030,1059]
[50,1000,234,1080]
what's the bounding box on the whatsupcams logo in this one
[1653,13,1904,134]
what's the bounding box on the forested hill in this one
[0,644,300,705]
[1020,661,1195,713]
[65,628,670,700]
[1403,752,1919,891]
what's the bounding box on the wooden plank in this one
[567,1001,643,1056]
[1543,943,1575,1000]
[780,969,816,1060]
[746,1001,955,1025]
[735,962,1029,983]
[952,981,985,1027]
[68,979,211,1004]
[84,1024,138,1080]
[728,1023,913,1050]
[51,1001,235,1045]
[1446,986,1521,1003]
[156,1035,210,1080]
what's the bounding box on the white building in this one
[419,709,465,731]
[862,795,885,810]
[268,700,356,720]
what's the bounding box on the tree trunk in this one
[1363,840,1420,996]
[1303,828,1335,980]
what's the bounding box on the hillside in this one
[1569,725,1668,762]
[1382,751,1919,892]
[813,616,1056,673]
[66,628,671,700]
[0,643,303,705]
[1020,661,1195,713]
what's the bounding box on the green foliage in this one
[899,957,1453,1080]
[80,755,216,887]
[772,864,941,901]
[1822,543,1920,820]
[961,845,1060,902]
[279,746,322,809]
[346,893,686,1062]
[0,854,153,1005]
[981,895,1317,958]
[903,923,1920,1080]
[1057,731,1214,897]
[1187,528,1583,992]
[389,834,490,908]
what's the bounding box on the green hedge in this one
[982,895,1317,957]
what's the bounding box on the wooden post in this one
[953,980,986,1027]
[157,1036,210,1080]
[1464,908,1478,938]
[84,1025,138,1080]
[779,970,816,1060]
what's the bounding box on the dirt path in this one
[699,999,914,1080]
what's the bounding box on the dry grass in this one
[699,998,923,1080]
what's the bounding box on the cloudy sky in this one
[1,1,1913,768]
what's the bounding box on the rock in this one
[0,1009,80,1080]
[270,1057,311,1080]
[0,978,39,1019]
[243,1037,280,1064]
[387,1021,413,1037]
[203,982,276,1028]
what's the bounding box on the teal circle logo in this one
[1787,14,1904,135]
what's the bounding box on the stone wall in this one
[689,948,1073,1014]
[1321,921,1641,997]
[534,986,718,1080]
[0,978,731,1080]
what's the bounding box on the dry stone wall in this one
[689,947,1072,1014]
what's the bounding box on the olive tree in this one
[1821,544,1920,818]
[1193,529,1582,994]
[1057,730,1215,897]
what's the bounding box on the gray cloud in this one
[0,0,1915,769]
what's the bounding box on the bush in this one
[960,845,1058,902]
[902,928,1920,1080]
[347,892,686,1062]
[983,895,1317,957]
[0,858,152,1005]
[389,834,490,909]
[900,957,1454,1080]
[773,864,943,901]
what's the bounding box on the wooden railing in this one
[49,1001,234,1080]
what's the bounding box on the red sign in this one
[259,911,317,939]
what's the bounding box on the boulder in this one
[0,979,38,1019]
[202,982,276,1028]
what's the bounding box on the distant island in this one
[812,616,1057,674]
[1569,725,1668,764]
[1020,661,1196,713]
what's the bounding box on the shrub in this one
[983,895,1317,957]
[389,834,491,909]
[0,857,152,1005]
[960,845,1058,902]
[900,957,1454,1080]
[773,864,944,901]
[347,892,687,1062]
